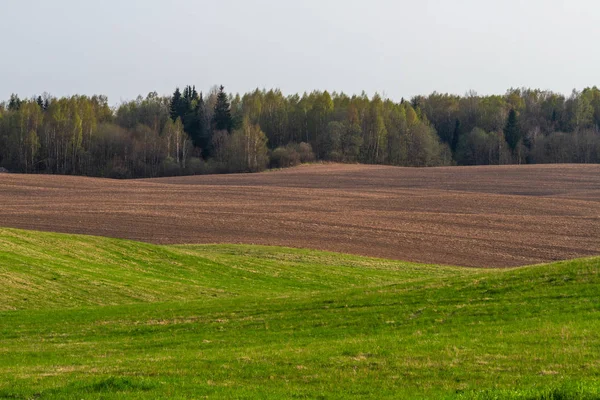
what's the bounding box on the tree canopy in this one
[1,86,599,178]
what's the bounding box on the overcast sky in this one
[1,0,599,103]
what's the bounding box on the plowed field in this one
[1,164,599,267]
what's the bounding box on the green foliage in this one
[419,92,461,146]
[320,121,343,160]
[8,94,21,111]
[213,85,232,132]
[504,109,522,151]
[270,145,301,168]
[169,87,182,121]
[223,117,270,172]
[169,86,208,153]
[528,130,600,164]
[296,141,316,163]
[457,128,511,165]
[270,142,316,168]
[2,87,600,178]
[1,228,600,398]
[341,122,363,162]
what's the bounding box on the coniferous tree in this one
[3,86,600,177]
[178,86,193,121]
[181,87,191,115]
[504,109,522,151]
[170,88,182,121]
[213,85,232,132]
[168,86,210,155]
[195,93,210,155]
[8,94,21,111]
[184,95,200,145]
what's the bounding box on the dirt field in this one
[0,164,599,267]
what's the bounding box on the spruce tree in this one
[180,86,192,119]
[8,94,21,111]
[504,109,521,151]
[195,93,209,155]
[213,85,232,132]
[170,88,182,121]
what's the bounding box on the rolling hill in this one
[1,228,599,399]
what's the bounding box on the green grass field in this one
[1,228,599,399]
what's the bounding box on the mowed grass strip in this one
[0,228,599,399]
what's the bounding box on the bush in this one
[104,164,131,179]
[270,146,301,168]
[185,157,208,175]
[296,142,316,163]
[160,156,180,177]
[269,142,316,169]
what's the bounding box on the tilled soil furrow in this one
[0,164,599,267]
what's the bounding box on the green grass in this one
[0,228,599,399]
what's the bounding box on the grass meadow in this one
[1,228,599,399]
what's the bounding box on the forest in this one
[1,86,599,178]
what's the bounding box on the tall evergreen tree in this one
[195,93,210,155]
[170,88,182,121]
[213,85,232,132]
[8,94,21,111]
[183,93,202,146]
[169,86,209,153]
[181,87,190,114]
[504,109,521,151]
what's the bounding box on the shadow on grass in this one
[0,376,157,399]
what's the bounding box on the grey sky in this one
[1,0,599,103]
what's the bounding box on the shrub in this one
[296,142,316,163]
[270,146,301,168]
[160,156,180,177]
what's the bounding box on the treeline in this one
[1,86,599,178]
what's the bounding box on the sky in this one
[1,0,599,103]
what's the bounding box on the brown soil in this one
[1,163,599,267]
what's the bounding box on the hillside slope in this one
[1,228,599,399]
[0,228,465,311]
